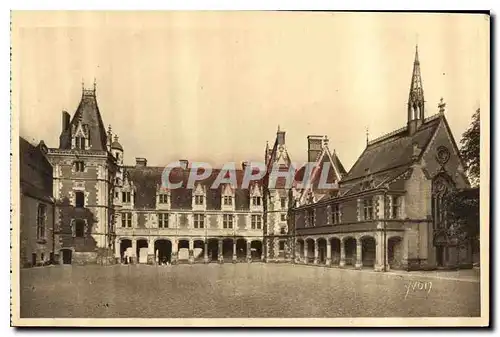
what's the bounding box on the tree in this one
[460,108,480,187]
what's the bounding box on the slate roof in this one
[341,114,442,184]
[59,89,108,151]
[124,166,262,210]
[19,137,54,203]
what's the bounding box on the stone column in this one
[218,240,224,264]
[304,241,308,264]
[188,239,194,264]
[326,239,332,266]
[374,232,384,272]
[204,240,209,263]
[246,240,252,262]
[171,239,178,265]
[232,240,237,263]
[130,239,137,264]
[147,239,155,265]
[339,239,346,267]
[313,239,319,265]
[114,239,121,263]
[355,239,363,269]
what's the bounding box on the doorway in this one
[61,249,72,264]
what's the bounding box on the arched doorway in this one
[61,249,72,265]
[250,241,262,260]
[344,237,357,266]
[207,239,219,262]
[306,238,315,263]
[236,239,247,261]
[154,239,172,265]
[361,236,376,267]
[296,239,305,262]
[136,239,148,264]
[120,239,132,264]
[330,238,341,266]
[317,238,327,264]
[222,239,234,262]
[193,240,204,262]
[177,239,190,262]
[388,236,403,269]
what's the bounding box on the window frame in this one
[158,213,169,228]
[251,214,262,229]
[36,204,47,240]
[75,191,85,208]
[363,198,374,220]
[194,213,205,228]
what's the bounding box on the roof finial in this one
[108,124,112,136]
[93,77,97,92]
[438,97,446,114]
[366,127,369,145]
[114,135,119,142]
[277,124,280,132]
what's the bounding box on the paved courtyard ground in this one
[20,263,480,318]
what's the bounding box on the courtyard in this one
[20,263,480,318]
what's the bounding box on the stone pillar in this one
[188,240,194,264]
[313,239,319,265]
[304,241,308,264]
[355,239,363,269]
[232,240,237,263]
[204,240,209,263]
[218,240,224,264]
[246,240,252,262]
[147,239,155,265]
[374,232,384,271]
[339,239,346,267]
[326,239,332,266]
[171,239,178,265]
[114,239,121,263]
[130,239,137,264]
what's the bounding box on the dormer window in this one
[332,204,341,224]
[252,196,261,206]
[159,194,169,204]
[306,209,315,227]
[223,196,233,206]
[122,191,131,203]
[75,136,86,150]
[363,198,374,220]
[195,195,204,205]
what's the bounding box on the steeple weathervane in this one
[438,97,446,114]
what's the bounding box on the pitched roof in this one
[19,137,53,201]
[341,114,442,183]
[124,166,262,210]
[59,88,108,151]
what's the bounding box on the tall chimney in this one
[135,157,147,167]
[62,111,70,132]
[307,136,323,163]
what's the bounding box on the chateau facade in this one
[19,46,473,270]
[290,47,474,271]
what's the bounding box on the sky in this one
[12,11,489,170]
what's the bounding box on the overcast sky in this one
[13,11,489,170]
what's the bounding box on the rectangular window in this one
[391,196,400,219]
[158,213,168,228]
[121,212,132,228]
[75,219,85,237]
[75,191,84,208]
[280,226,286,235]
[74,161,85,172]
[332,204,341,224]
[307,209,315,227]
[280,213,287,222]
[194,214,205,228]
[223,196,233,205]
[195,195,204,205]
[251,215,262,229]
[252,196,261,206]
[280,197,286,209]
[159,194,169,204]
[122,191,131,203]
[36,204,47,240]
[223,214,234,229]
[363,198,374,220]
[279,241,285,250]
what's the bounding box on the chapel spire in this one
[407,44,425,135]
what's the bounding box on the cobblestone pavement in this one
[20,263,481,318]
